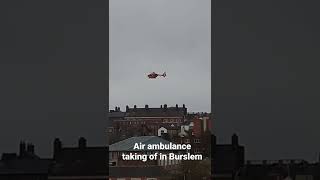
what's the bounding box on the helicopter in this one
[147,72,166,79]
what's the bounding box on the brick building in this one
[109,104,187,143]
[109,136,182,168]
[187,112,213,137]
[212,134,245,180]
[0,142,51,180]
[49,138,108,180]
[108,104,212,160]
[109,166,165,180]
[237,159,320,180]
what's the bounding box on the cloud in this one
[109,0,211,112]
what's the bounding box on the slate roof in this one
[50,147,108,176]
[109,136,171,151]
[0,159,51,175]
[125,107,187,117]
[54,147,108,162]
[238,163,319,177]
[109,166,166,178]
[212,144,245,174]
[108,111,125,118]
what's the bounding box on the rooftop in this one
[125,104,187,117]
[109,136,171,151]
[109,166,166,178]
[0,158,51,175]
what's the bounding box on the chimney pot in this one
[19,141,26,157]
[232,133,239,146]
[27,143,35,154]
[79,137,87,149]
[53,138,62,159]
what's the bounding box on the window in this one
[184,139,190,143]
[194,139,200,143]
[194,148,201,153]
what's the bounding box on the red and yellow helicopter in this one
[147,72,166,79]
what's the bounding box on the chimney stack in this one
[27,143,35,154]
[145,104,149,110]
[53,138,62,159]
[19,141,26,157]
[126,105,129,112]
[79,137,87,149]
[182,104,187,115]
[212,134,216,153]
[232,134,239,147]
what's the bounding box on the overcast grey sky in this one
[109,0,211,113]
